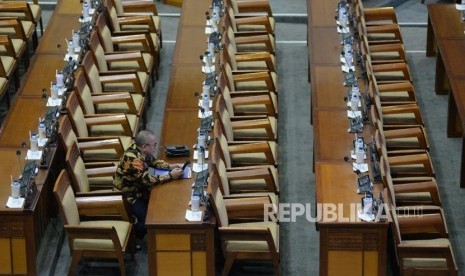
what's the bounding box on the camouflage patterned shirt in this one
[114,143,171,204]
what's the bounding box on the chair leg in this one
[23,52,30,70]
[14,69,20,91]
[68,250,83,276]
[117,252,126,276]
[39,17,44,36]
[222,252,237,276]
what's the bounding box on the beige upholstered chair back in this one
[58,116,79,151]
[104,0,121,32]
[208,173,229,227]
[66,142,90,193]
[74,69,96,114]
[89,31,109,71]
[95,13,115,52]
[66,92,90,138]
[53,169,80,225]
[211,152,230,195]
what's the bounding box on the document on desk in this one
[6,197,25,208]
[26,150,43,160]
[152,167,192,179]
[185,210,203,221]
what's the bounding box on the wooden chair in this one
[211,142,279,195]
[59,115,128,162]
[218,84,278,117]
[357,14,402,45]
[368,76,416,105]
[214,133,277,168]
[371,95,424,128]
[0,2,37,50]
[0,31,27,70]
[215,98,277,141]
[65,142,117,194]
[354,0,398,26]
[109,0,162,47]
[360,35,406,65]
[81,49,149,96]
[223,5,274,35]
[374,122,429,153]
[389,208,457,275]
[224,0,272,16]
[74,67,147,128]
[222,25,275,54]
[89,29,155,86]
[66,91,136,139]
[53,169,134,276]
[208,176,280,276]
[0,0,42,35]
[222,42,275,72]
[221,62,277,93]
[95,13,158,75]
[0,75,7,108]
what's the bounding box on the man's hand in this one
[170,168,184,179]
[169,163,184,170]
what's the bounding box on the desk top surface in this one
[428,4,465,40]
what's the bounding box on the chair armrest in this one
[91,93,137,114]
[85,165,116,177]
[235,15,273,34]
[228,142,276,165]
[218,227,277,253]
[381,103,423,125]
[230,118,276,140]
[234,34,274,53]
[84,114,133,137]
[118,15,156,33]
[230,94,276,116]
[388,152,434,176]
[363,7,397,23]
[235,52,275,71]
[78,138,125,157]
[226,167,277,193]
[397,213,448,238]
[236,0,272,16]
[75,194,131,221]
[122,0,158,15]
[99,73,144,95]
[393,180,441,206]
[111,34,151,53]
[383,127,429,149]
[104,51,148,71]
[224,196,271,219]
[233,71,276,91]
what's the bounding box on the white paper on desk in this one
[38,138,48,147]
[193,163,208,172]
[202,65,215,73]
[185,210,203,221]
[74,47,81,53]
[341,65,356,73]
[198,100,213,108]
[353,162,369,173]
[89,8,95,14]
[350,150,366,160]
[27,150,43,160]
[358,210,375,222]
[47,97,62,107]
[6,197,25,208]
[205,26,214,34]
[194,150,209,160]
[347,110,362,118]
[64,54,79,61]
[203,56,216,64]
[198,110,213,118]
[456,4,465,10]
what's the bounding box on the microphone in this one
[16,150,22,176]
[344,156,361,175]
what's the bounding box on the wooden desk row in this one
[145,0,217,275]
[426,4,465,188]
[0,0,92,274]
[308,0,389,275]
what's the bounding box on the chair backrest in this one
[214,133,233,168]
[210,144,231,195]
[220,44,237,70]
[80,51,104,95]
[58,116,79,152]
[53,169,80,225]
[88,30,109,71]
[103,0,121,32]
[0,18,26,40]
[207,171,229,227]
[74,68,96,114]
[66,142,91,193]
[95,13,115,53]
[215,94,235,141]
[66,91,90,138]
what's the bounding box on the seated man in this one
[114,130,184,246]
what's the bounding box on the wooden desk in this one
[0,0,76,274]
[427,4,465,188]
[316,162,388,276]
[308,1,390,275]
[146,0,216,275]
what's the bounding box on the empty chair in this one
[53,169,134,276]
[223,25,275,54]
[0,2,38,49]
[218,84,278,117]
[221,62,277,93]
[223,5,274,35]
[221,42,276,72]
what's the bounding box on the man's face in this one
[141,136,158,157]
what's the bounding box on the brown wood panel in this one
[179,0,210,26]
[156,252,191,275]
[308,0,340,27]
[12,238,26,274]
[166,65,205,109]
[310,27,343,65]
[19,54,67,97]
[0,239,11,274]
[438,39,465,78]
[312,66,346,109]
[427,4,465,39]
[55,0,85,15]
[0,97,48,148]
[172,26,211,65]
